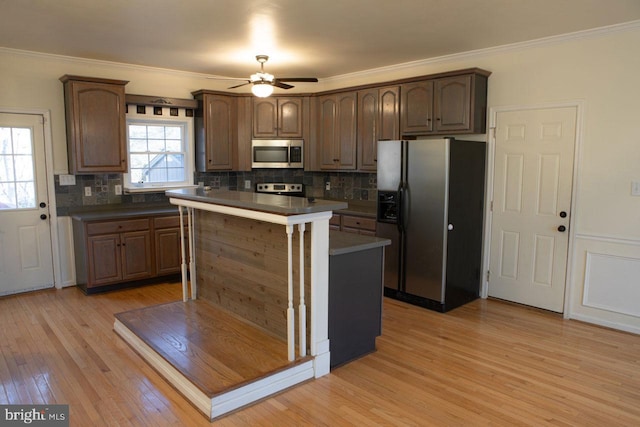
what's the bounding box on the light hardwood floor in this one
[1,282,639,426]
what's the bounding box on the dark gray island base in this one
[329,231,390,369]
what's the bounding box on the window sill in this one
[124,184,198,194]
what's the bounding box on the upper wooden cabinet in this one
[357,86,400,171]
[60,75,129,174]
[253,97,304,138]
[317,92,357,170]
[401,72,488,136]
[192,91,237,171]
[400,80,434,134]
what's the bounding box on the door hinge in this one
[486,270,490,282]
[490,200,493,212]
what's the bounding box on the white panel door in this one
[488,107,576,312]
[0,113,54,295]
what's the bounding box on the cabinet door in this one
[66,80,127,173]
[253,97,303,138]
[253,98,278,138]
[155,227,182,275]
[201,94,236,170]
[278,98,303,138]
[358,86,399,171]
[121,230,153,281]
[336,92,357,170]
[401,81,434,134]
[87,233,122,286]
[378,86,400,141]
[434,75,471,132]
[318,95,338,169]
[357,89,378,171]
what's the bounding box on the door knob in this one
[40,214,47,220]
[557,225,566,232]
[447,224,454,231]
[559,211,567,218]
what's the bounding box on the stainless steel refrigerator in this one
[377,138,486,312]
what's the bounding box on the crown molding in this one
[324,19,640,84]
[2,19,640,83]
[0,47,217,80]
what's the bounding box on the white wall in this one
[2,22,639,332]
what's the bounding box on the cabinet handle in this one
[437,118,441,121]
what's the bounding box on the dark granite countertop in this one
[329,230,390,256]
[166,188,348,215]
[332,199,377,218]
[68,202,178,221]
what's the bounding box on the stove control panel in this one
[255,183,304,194]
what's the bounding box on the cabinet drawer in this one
[154,216,180,229]
[341,215,376,231]
[330,214,341,227]
[86,218,149,235]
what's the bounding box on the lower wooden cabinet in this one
[330,213,377,236]
[73,214,182,292]
[153,216,184,275]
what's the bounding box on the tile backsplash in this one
[55,171,377,216]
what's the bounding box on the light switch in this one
[632,180,640,196]
[59,174,76,186]
[114,184,122,195]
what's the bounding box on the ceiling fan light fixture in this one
[252,81,274,97]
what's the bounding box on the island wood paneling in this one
[194,211,311,342]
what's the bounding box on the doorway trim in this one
[481,101,584,318]
[0,106,61,289]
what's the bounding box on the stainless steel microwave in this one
[251,139,304,169]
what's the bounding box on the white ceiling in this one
[3,0,640,82]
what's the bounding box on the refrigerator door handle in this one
[403,184,410,230]
[397,184,404,232]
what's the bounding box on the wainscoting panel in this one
[570,234,640,334]
[584,252,640,318]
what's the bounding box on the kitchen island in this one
[114,188,350,420]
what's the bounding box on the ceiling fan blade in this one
[276,77,319,83]
[273,81,294,89]
[227,81,251,89]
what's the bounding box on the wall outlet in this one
[632,180,640,196]
[244,179,251,190]
[198,181,204,188]
[325,181,331,191]
[59,174,76,186]
[114,184,122,195]
[84,186,92,196]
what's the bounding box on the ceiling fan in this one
[225,55,318,97]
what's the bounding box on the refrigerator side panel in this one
[445,139,486,308]
[376,140,402,191]
[404,139,448,302]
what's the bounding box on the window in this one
[124,107,194,192]
[0,126,36,209]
